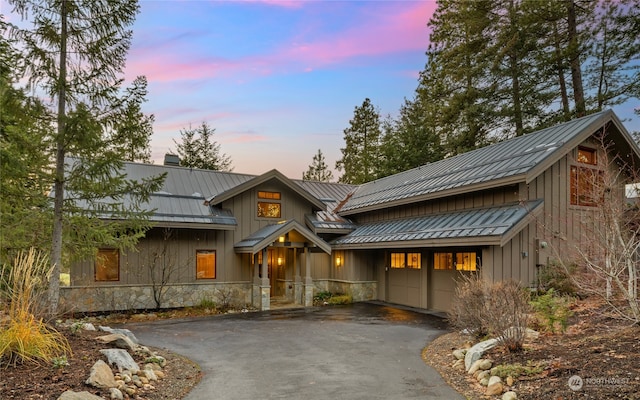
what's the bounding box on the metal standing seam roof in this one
[234,220,332,254]
[339,110,633,215]
[331,200,544,249]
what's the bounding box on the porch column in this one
[293,248,302,305]
[252,253,261,309]
[303,246,314,307]
[260,248,270,311]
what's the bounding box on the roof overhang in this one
[332,200,544,250]
[235,219,332,254]
[208,169,326,210]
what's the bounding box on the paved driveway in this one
[128,302,463,400]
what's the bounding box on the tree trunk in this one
[566,0,586,116]
[553,22,571,121]
[49,0,68,317]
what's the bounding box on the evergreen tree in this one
[0,32,54,259]
[173,122,233,171]
[335,98,382,184]
[107,76,154,163]
[302,149,334,182]
[8,0,164,314]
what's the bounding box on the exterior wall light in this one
[336,256,342,267]
[278,236,285,243]
[277,257,283,266]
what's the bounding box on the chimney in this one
[164,153,180,166]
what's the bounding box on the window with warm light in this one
[434,252,453,270]
[95,249,119,281]
[258,191,281,200]
[390,252,421,269]
[456,252,477,271]
[196,250,216,279]
[257,202,281,218]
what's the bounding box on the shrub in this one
[0,249,72,367]
[448,273,490,337]
[537,262,576,295]
[327,294,352,305]
[0,309,71,367]
[491,361,546,379]
[449,274,531,352]
[484,280,531,352]
[530,289,573,333]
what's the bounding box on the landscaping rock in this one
[488,376,503,386]
[469,358,492,374]
[99,326,139,345]
[486,382,504,396]
[85,360,117,390]
[465,338,498,371]
[82,323,96,331]
[506,376,515,386]
[480,377,490,386]
[109,388,124,400]
[452,359,465,370]
[100,349,140,373]
[452,349,467,360]
[58,391,104,400]
[96,333,137,351]
[502,391,518,400]
[477,370,491,381]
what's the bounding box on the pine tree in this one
[302,149,334,182]
[8,0,164,315]
[173,122,233,171]
[335,98,382,184]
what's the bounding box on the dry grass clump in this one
[0,249,71,367]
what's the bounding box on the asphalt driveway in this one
[128,302,463,400]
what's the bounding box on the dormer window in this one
[257,191,281,218]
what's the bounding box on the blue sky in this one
[3,1,638,178]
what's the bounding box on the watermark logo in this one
[568,375,583,391]
[568,375,631,391]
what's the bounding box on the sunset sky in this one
[121,0,437,178]
[3,1,638,179]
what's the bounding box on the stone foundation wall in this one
[313,280,377,302]
[60,279,377,313]
[60,282,252,313]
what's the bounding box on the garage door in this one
[388,268,422,308]
[429,269,456,312]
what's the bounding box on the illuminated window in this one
[257,202,281,218]
[390,252,421,269]
[258,191,281,200]
[390,253,405,268]
[434,252,453,270]
[95,249,119,281]
[570,166,603,207]
[406,253,421,269]
[577,147,597,165]
[456,252,477,271]
[196,250,216,279]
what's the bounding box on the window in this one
[577,147,597,165]
[258,191,281,200]
[434,252,453,270]
[257,202,281,218]
[95,249,119,281]
[196,250,216,279]
[456,252,477,271]
[434,252,478,271]
[390,252,421,269]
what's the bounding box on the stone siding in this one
[313,280,377,302]
[60,282,252,313]
[60,279,377,313]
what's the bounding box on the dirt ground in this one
[423,298,640,399]
[0,325,202,400]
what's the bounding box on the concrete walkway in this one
[128,302,463,400]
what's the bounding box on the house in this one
[60,110,640,313]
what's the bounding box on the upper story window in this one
[571,147,602,207]
[257,191,281,218]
